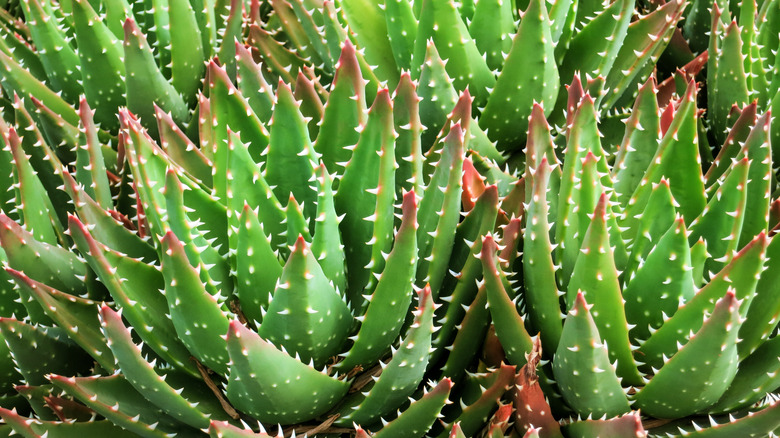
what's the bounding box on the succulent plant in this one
[0,0,778,437]
[502,75,780,437]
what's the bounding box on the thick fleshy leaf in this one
[0,214,85,313]
[416,124,464,294]
[738,230,780,358]
[611,77,661,208]
[708,18,750,144]
[225,321,350,424]
[68,216,198,376]
[0,50,78,128]
[634,292,741,418]
[334,89,396,308]
[437,364,515,438]
[553,292,631,419]
[337,284,434,426]
[687,157,749,278]
[623,218,695,342]
[0,408,139,438]
[19,0,82,102]
[99,306,227,429]
[479,0,559,152]
[370,379,453,438]
[413,0,494,105]
[432,186,499,363]
[161,232,230,375]
[621,80,706,231]
[0,319,92,387]
[234,204,283,325]
[169,0,206,103]
[266,80,318,219]
[339,0,398,86]
[482,234,533,367]
[523,158,563,355]
[338,191,418,371]
[313,40,367,174]
[6,269,115,372]
[710,335,780,413]
[123,18,188,135]
[51,374,198,437]
[563,412,646,438]
[71,0,125,131]
[257,236,352,367]
[638,234,766,372]
[602,0,686,109]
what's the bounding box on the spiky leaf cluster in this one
[0,0,777,437]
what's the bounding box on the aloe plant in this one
[498,76,780,437]
[0,0,778,437]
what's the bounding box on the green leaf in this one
[634,292,741,418]
[225,320,350,424]
[0,50,78,128]
[523,158,563,355]
[479,0,558,152]
[622,80,706,230]
[6,126,62,246]
[234,204,283,326]
[436,364,516,438]
[310,164,347,294]
[602,0,685,109]
[638,234,766,372]
[334,89,396,308]
[339,0,399,87]
[313,41,367,174]
[384,0,417,71]
[68,216,199,377]
[481,234,534,367]
[566,194,641,386]
[708,17,750,144]
[160,231,230,375]
[393,72,424,198]
[468,0,513,72]
[155,105,213,187]
[611,77,661,208]
[223,131,286,254]
[51,374,199,438]
[0,408,141,438]
[99,305,227,429]
[19,0,82,102]
[75,98,113,210]
[123,18,188,136]
[71,0,125,131]
[738,230,780,358]
[169,0,205,103]
[0,214,85,309]
[553,292,631,419]
[416,124,463,295]
[709,335,780,413]
[687,158,749,278]
[413,0,494,105]
[338,284,435,426]
[563,412,646,438]
[370,379,453,438]
[0,319,91,387]
[337,191,418,371]
[623,218,695,342]
[6,269,115,372]
[559,0,632,98]
[266,80,318,220]
[257,236,352,367]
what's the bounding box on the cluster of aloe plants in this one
[0,0,778,437]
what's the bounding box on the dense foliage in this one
[0,0,777,436]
